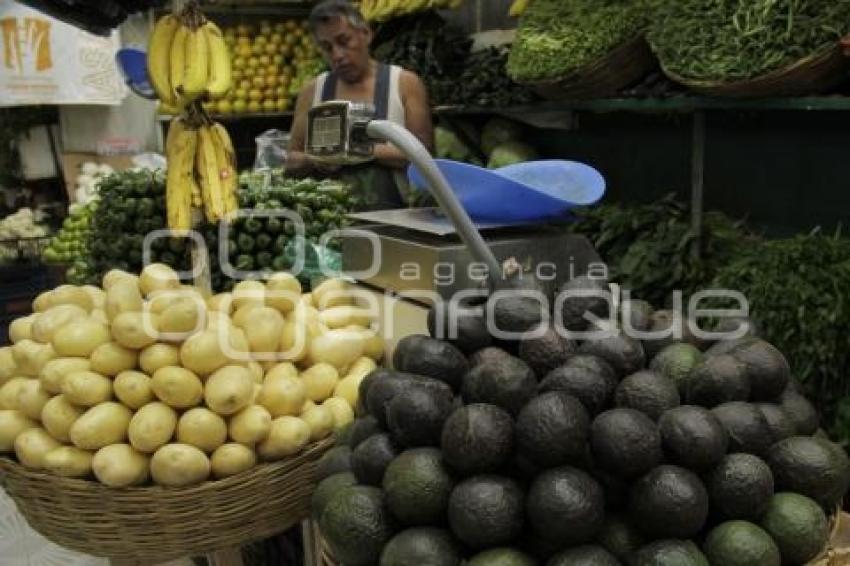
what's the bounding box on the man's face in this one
[314,16,371,83]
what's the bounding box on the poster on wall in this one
[0,0,127,106]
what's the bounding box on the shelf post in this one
[690,111,706,258]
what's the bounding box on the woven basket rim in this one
[0,437,333,493]
[514,34,648,89]
[662,42,842,89]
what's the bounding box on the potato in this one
[279,317,310,363]
[151,366,203,409]
[82,285,106,309]
[13,340,57,377]
[300,400,316,415]
[114,370,155,409]
[319,306,374,329]
[105,279,143,321]
[139,263,180,297]
[231,303,263,329]
[102,269,138,291]
[31,304,88,343]
[228,405,272,445]
[0,410,38,452]
[204,365,253,416]
[0,346,16,384]
[246,361,265,384]
[52,318,110,357]
[177,408,227,453]
[128,402,178,453]
[265,272,301,313]
[49,285,94,312]
[111,311,159,349]
[265,362,297,383]
[207,293,233,315]
[301,293,314,307]
[39,357,88,395]
[313,278,352,310]
[309,330,365,373]
[211,443,257,479]
[17,379,50,420]
[362,331,386,362]
[92,444,149,487]
[32,290,53,312]
[241,307,285,356]
[228,327,252,362]
[138,343,179,375]
[151,443,210,487]
[301,363,340,403]
[301,405,334,441]
[90,342,137,376]
[43,446,93,478]
[259,375,306,418]
[158,296,206,338]
[15,427,61,469]
[90,309,109,325]
[333,374,365,409]
[0,377,30,410]
[257,416,310,461]
[251,383,262,404]
[232,280,265,311]
[9,314,36,343]
[63,371,112,407]
[323,397,355,429]
[180,329,228,377]
[70,402,132,450]
[41,395,84,442]
[346,357,378,381]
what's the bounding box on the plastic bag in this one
[282,236,343,289]
[254,129,291,171]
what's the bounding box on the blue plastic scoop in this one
[407,159,606,223]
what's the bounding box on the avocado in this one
[469,346,514,367]
[590,466,631,510]
[650,342,704,395]
[767,435,850,509]
[351,433,398,486]
[393,335,430,370]
[448,475,525,549]
[516,392,590,468]
[711,402,774,457]
[383,448,454,526]
[311,472,357,521]
[518,325,577,378]
[684,354,750,407]
[319,486,395,566]
[562,354,618,383]
[620,298,654,332]
[489,291,548,337]
[380,527,460,566]
[633,540,709,566]
[462,355,537,416]
[591,408,663,478]
[707,453,774,520]
[614,370,680,421]
[334,421,354,446]
[547,545,619,566]
[629,465,709,539]
[704,335,759,358]
[392,335,469,392]
[756,403,796,443]
[596,513,645,562]
[729,340,790,401]
[760,492,830,565]
[779,390,819,435]
[713,315,760,339]
[387,386,454,447]
[703,521,781,566]
[659,405,728,471]
[467,548,536,566]
[358,369,385,412]
[349,416,383,449]
[558,275,610,331]
[578,333,646,377]
[441,404,515,476]
[538,365,618,416]
[316,445,352,481]
[642,309,708,359]
[428,300,492,355]
[527,466,605,545]
[367,371,454,427]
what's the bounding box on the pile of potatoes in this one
[0,265,383,488]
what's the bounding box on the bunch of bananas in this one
[148,5,232,113]
[165,114,238,231]
[360,0,465,23]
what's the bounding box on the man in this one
[287,0,434,211]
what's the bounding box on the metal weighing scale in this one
[305,101,601,350]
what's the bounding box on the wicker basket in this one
[0,438,333,564]
[662,43,850,98]
[521,35,656,100]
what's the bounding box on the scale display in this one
[310,115,344,151]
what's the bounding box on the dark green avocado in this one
[526,466,605,545]
[392,335,469,392]
[427,301,491,355]
[629,465,709,539]
[614,370,680,421]
[516,391,590,468]
[518,324,577,378]
[684,354,750,408]
[448,475,525,549]
[539,365,618,416]
[706,453,774,521]
[591,408,663,478]
[658,405,728,471]
[441,404,515,476]
[462,355,537,415]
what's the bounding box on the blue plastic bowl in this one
[116,48,155,99]
[407,159,606,223]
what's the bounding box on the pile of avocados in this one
[312,277,850,566]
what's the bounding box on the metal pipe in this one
[365,120,502,283]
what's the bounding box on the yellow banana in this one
[190,176,203,208]
[210,122,238,215]
[202,21,232,100]
[509,0,530,16]
[169,24,188,101]
[180,27,210,102]
[148,15,180,106]
[360,0,375,20]
[196,125,226,222]
[166,120,197,232]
